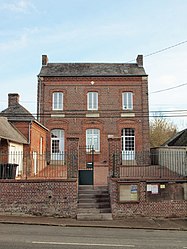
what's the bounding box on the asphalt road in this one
[0,224,186,249]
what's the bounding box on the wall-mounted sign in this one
[147,184,159,194]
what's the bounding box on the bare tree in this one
[150,116,177,147]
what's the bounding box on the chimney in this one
[42,55,48,66]
[8,93,20,107]
[136,55,143,67]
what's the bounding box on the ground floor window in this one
[51,129,64,160]
[86,129,100,152]
[121,128,135,160]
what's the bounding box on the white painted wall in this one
[8,142,24,176]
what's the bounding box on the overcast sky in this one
[0,0,187,130]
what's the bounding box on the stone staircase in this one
[77,185,113,221]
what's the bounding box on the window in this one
[40,137,43,155]
[122,92,133,110]
[51,129,64,160]
[122,128,135,160]
[87,92,98,110]
[86,129,100,152]
[53,92,63,110]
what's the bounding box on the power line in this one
[127,39,187,62]
[145,40,187,58]
[150,82,187,94]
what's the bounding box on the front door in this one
[122,128,135,160]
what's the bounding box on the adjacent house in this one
[37,55,150,185]
[1,93,49,178]
[0,117,28,176]
[163,128,187,146]
[151,128,187,177]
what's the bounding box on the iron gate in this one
[78,146,94,185]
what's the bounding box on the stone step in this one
[78,189,109,195]
[79,185,108,191]
[77,185,112,221]
[78,197,110,203]
[78,202,110,209]
[78,194,109,199]
[77,208,111,214]
[77,213,113,221]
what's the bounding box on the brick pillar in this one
[108,137,121,178]
[66,137,79,179]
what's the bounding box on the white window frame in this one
[51,129,64,160]
[122,92,133,110]
[86,129,100,152]
[122,128,135,160]
[53,92,63,110]
[87,92,98,110]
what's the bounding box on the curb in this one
[0,220,186,231]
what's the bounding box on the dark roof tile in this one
[39,63,147,77]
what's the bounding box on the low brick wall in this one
[109,178,187,218]
[0,179,78,218]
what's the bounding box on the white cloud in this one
[1,0,38,13]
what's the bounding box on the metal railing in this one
[0,152,78,180]
[118,150,187,179]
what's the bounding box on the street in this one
[0,224,186,249]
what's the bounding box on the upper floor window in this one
[122,92,133,110]
[53,92,63,110]
[87,92,98,110]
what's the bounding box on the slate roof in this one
[39,62,147,77]
[0,117,28,144]
[1,103,35,121]
[163,129,187,146]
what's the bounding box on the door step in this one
[77,185,112,221]
[77,213,113,221]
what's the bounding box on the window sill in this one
[121,112,135,118]
[86,113,100,118]
[51,114,65,118]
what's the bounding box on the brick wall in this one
[38,76,150,163]
[109,178,187,218]
[0,179,77,217]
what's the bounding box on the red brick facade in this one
[37,56,150,173]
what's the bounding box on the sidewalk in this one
[0,213,186,230]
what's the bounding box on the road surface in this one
[0,223,186,248]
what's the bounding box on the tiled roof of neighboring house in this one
[1,93,49,131]
[163,128,187,146]
[39,62,147,77]
[1,103,35,121]
[0,117,28,144]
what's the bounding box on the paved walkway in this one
[0,213,186,230]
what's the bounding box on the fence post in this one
[108,137,121,178]
[66,137,79,179]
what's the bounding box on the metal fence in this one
[1,149,187,180]
[0,151,78,180]
[118,150,187,179]
[151,147,187,177]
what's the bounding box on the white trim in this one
[51,114,65,118]
[86,113,100,117]
[121,113,135,117]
